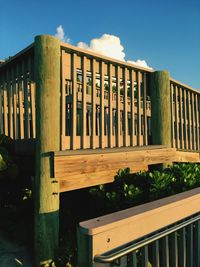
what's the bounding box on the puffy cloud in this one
[127,59,153,70]
[55,25,70,43]
[77,34,125,61]
[77,33,153,70]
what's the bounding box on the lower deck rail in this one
[94,212,200,266]
[78,188,200,267]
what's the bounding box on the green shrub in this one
[89,163,200,212]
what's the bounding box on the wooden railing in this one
[61,43,152,150]
[170,78,200,151]
[78,188,200,267]
[0,45,36,140]
[1,39,199,154]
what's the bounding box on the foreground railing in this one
[94,213,200,267]
[78,188,200,267]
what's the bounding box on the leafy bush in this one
[89,163,200,213]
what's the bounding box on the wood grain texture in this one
[54,146,177,192]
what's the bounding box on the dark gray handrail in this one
[94,213,200,263]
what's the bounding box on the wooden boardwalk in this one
[0,35,200,266]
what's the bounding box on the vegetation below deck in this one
[1,135,200,266]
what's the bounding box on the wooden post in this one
[151,71,171,169]
[34,35,60,266]
[151,71,171,147]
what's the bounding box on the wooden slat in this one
[0,75,2,134]
[174,85,179,148]
[124,68,128,146]
[100,61,105,148]
[108,63,113,148]
[116,66,121,147]
[191,92,196,150]
[61,50,66,148]
[195,94,200,150]
[137,72,141,146]
[17,63,24,139]
[171,84,175,148]
[82,56,87,148]
[29,56,36,138]
[7,68,13,138]
[179,87,183,149]
[12,65,17,139]
[3,72,8,136]
[91,59,96,148]
[131,70,135,146]
[187,91,192,150]
[143,73,148,145]
[183,89,188,150]
[72,53,77,149]
[23,60,29,139]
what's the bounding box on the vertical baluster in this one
[171,83,175,148]
[194,220,200,267]
[141,246,149,267]
[18,63,24,139]
[0,74,2,134]
[161,236,169,267]
[128,251,137,267]
[91,59,96,149]
[12,65,17,139]
[137,72,141,146]
[124,68,128,147]
[186,224,193,267]
[7,68,13,138]
[152,240,160,267]
[143,72,147,145]
[3,71,8,136]
[108,63,113,148]
[100,61,105,148]
[61,49,66,149]
[179,227,186,267]
[179,87,183,149]
[183,89,188,150]
[191,92,196,150]
[131,70,135,146]
[174,85,179,148]
[72,53,77,149]
[188,91,192,150]
[170,231,178,267]
[195,94,200,150]
[82,56,87,148]
[23,60,29,139]
[116,66,121,147]
[29,56,36,139]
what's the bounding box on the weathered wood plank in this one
[54,147,176,192]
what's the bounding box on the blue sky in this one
[1,0,199,88]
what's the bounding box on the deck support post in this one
[34,35,60,266]
[151,70,171,169]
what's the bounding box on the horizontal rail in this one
[60,42,154,73]
[94,213,200,263]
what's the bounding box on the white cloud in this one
[55,25,70,43]
[77,34,125,61]
[77,33,153,70]
[127,59,153,70]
